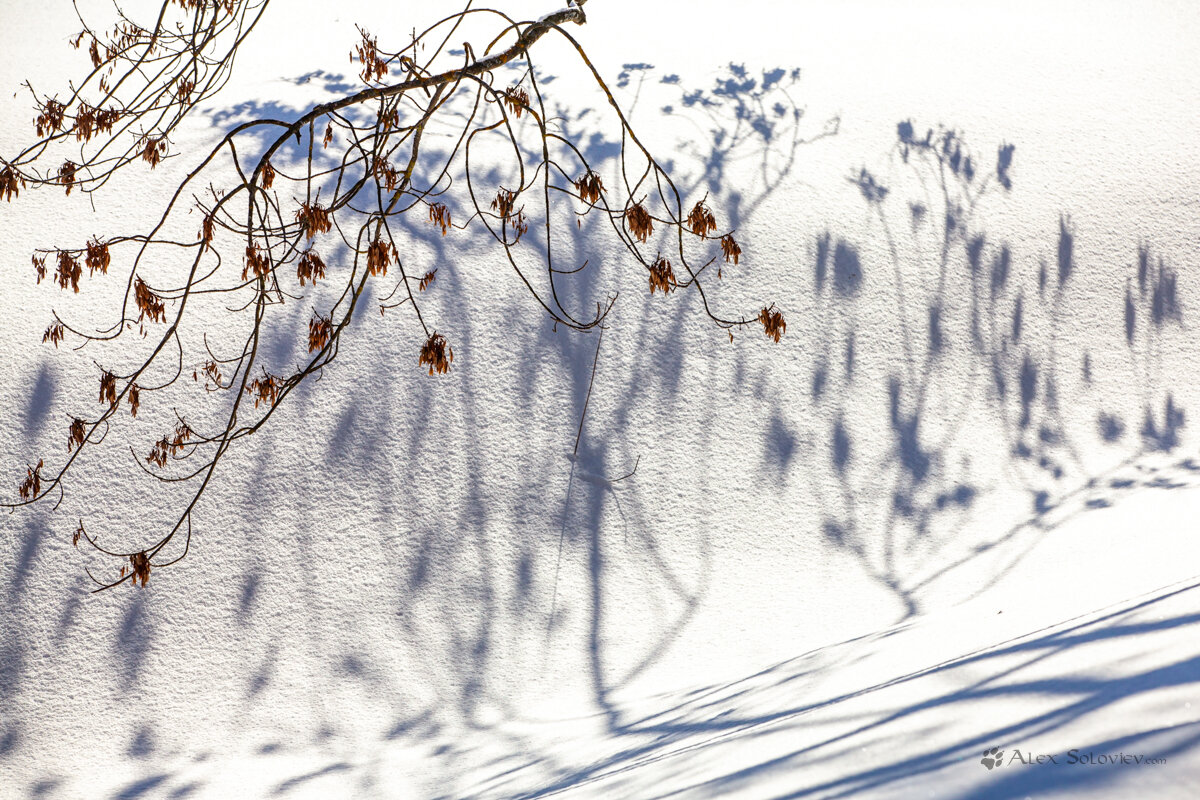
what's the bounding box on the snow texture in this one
[2,1,1199,798]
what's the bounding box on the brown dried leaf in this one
[418,269,437,292]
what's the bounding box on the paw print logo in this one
[980,747,1005,770]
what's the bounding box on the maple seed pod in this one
[574,171,603,206]
[140,137,167,168]
[720,233,742,266]
[625,202,653,243]
[419,333,453,375]
[687,201,717,239]
[297,249,326,286]
[366,238,390,276]
[295,202,332,240]
[503,87,530,118]
[246,375,281,408]
[35,99,66,137]
[67,418,86,451]
[58,161,78,195]
[759,306,787,343]
[308,314,332,353]
[127,552,151,587]
[0,165,25,202]
[428,203,451,236]
[18,459,43,501]
[55,251,82,292]
[43,322,65,348]
[354,30,388,83]
[243,243,271,281]
[649,255,676,295]
[85,238,110,274]
[491,189,516,221]
[135,278,166,323]
[99,370,118,407]
[199,213,215,249]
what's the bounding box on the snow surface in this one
[2,1,1199,798]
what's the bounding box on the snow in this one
[1,1,1199,798]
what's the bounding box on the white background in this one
[1,1,1199,797]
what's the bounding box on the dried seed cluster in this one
[575,171,603,205]
[419,333,453,375]
[649,255,676,295]
[626,202,653,243]
[759,306,786,343]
